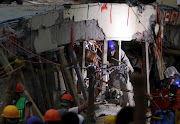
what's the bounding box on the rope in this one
[0,64,24,79]
[0,41,44,64]
[89,41,102,53]
[0,33,67,68]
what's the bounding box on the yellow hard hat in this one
[1,105,20,118]
[104,115,116,124]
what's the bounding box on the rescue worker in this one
[104,115,116,124]
[1,105,20,124]
[107,40,134,106]
[57,94,88,116]
[5,83,32,123]
[164,66,180,110]
[44,109,61,124]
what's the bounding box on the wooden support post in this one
[0,51,18,123]
[145,42,150,106]
[38,63,52,109]
[131,73,146,124]
[19,72,44,122]
[26,61,46,114]
[58,47,80,106]
[102,40,108,95]
[87,66,95,116]
[67,44,88,101]
[45,52,56,107]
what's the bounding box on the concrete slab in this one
[0,5,54,22]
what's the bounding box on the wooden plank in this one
[67,44,88,101]
[58,47,80,106]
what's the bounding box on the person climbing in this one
[44,109,61,124]
[57,94,88,116]
[5,83,32,123]
[1,105,20,124]
[107,40,134,106]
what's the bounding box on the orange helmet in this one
[15,83,23,93]
[60,94,74,103]
[44,109,61,122]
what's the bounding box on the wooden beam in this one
[102,40,108,95]
[38,63,52,109]
[19,72,44,122]
[131,73,146,124]
[67,44,88,101]
[145,42,150,106]
[163,49,180,56]
[26,60,46,114]
[58,47,80,106]
[87,66,95,116]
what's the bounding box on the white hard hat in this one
[164,66,180,78]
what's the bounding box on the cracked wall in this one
[28,8,105,53]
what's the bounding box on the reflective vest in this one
[15,97,26,123]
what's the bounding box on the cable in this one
[89,41,102,53]
[0,33,67,68]
[0,41,44,64]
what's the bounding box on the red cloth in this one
[171,90,180,110]
[152,89,171,113]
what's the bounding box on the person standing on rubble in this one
[107,40,134,107]
[57,94,88,116]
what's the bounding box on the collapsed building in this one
[0,2,180,123]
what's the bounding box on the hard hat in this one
[164,66,180,79]
[15,83,23,93]
[1,105,20,118]
[104,115,116,124]
[108,41,115,53]
[44,109,61,122]
[27,116,41,124]
[60,94,74,103]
